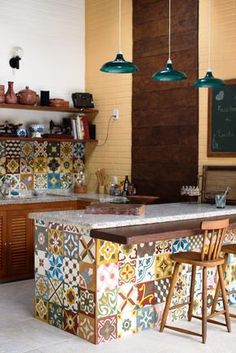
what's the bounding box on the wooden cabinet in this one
[0,199,90,282]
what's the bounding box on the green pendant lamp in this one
[194,0,225,88]
[152,0,187,81]
[100,0,138,74]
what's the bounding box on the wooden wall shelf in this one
[0,136,97,143]
[0,103,98,115]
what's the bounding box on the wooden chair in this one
[211,243,236,318]
[160,218,231,343]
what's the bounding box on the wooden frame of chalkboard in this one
[208,79,236,156]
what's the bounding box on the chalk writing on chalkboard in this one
[208,79,236,156]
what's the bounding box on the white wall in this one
[0,0,85,127]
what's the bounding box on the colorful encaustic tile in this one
[35,250,49,276]
[47,141,60,158]
[137,256,155,283]
[35,224,48,251]
[47,157,61,173]
[20,174,33,189]
[0,157,6,174]
[96,240,118,264]
[47,173,61,189]
[6,158,20,174]
[155,240,172,254]
[118,244,137,261]
[34,173,47,190]
[64,309,78,335]
[48,228,63,256]
[188,234,203,251]
[137,242,155,257]
[79,288,96,318]
[97,263,118,292]
[33,157,48,174]
[60,142,73,159]
[34,141,48,157]
[136,305,157,331]
[49,303,64,329]
[78,314,95,343]
[64,231,79,259]
[35,273,48,300]
[63,257,80,286]
[20,141,34,158]
[35,297,48,322]
[5,140,20,158]
[73,142,85,159]
[118,260,136,286]
[155,278,171,304]
[48,278,64,306]
[5,174,20,188]
[61,174,73,189]
[117,311,137,338]
[0,141,5,157]
[155,253,172,279]
[60,158,73,174]
[172,237,190,253]
[97,315,117,343]
[171,273,189,305]
[48,253,64,281]
[170,306,187,322]
[117,283,137,313]
[79,262,96,291]
[20,158,33,174]
[64,283,79,312]
[137,281,157,308]
[79,235,95,263]
[97,288,117,318]
[73,158,84,173]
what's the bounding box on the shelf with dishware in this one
[0,103,98,117]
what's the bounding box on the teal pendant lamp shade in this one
[194,0,225,88]
[100,0,138,74]
[152,59,187,81]
[193,70,225,88]
[100,52,138,74]
[152,0,187,82]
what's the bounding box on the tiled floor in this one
[0,280,236,353]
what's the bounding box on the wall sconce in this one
[9,46,24,69]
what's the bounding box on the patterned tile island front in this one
[30,203,236,344]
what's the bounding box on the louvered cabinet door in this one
[0,211,7,279]
[7,210,31,278]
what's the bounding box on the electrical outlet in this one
[112,108,119,120]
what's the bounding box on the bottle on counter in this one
[123,175,130,195]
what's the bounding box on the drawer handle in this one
[4,242,7,246]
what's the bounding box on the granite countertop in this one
[29,202,236,229]
[0,191,110,205]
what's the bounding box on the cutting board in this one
[85,203,145,216]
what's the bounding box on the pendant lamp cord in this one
[168,0,171,63]
[208,0,211,71]
[118,0,122,53]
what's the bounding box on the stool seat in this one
[171,251,225,267]
[222,244,236,255]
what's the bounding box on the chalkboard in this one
[208,79,236,156]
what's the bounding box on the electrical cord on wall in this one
[96,116,113,147]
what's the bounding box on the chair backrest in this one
[200,218,229,261]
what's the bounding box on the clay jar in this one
[0,85,5,103]
[5,81,17,104]
[17,86,38,105]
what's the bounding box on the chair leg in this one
[202,267,207,344]
[218,264,231,333]
[188,265,196,321]
[160,262,180,332]
[211,254,228,314]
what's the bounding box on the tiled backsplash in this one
[0,139,85,190]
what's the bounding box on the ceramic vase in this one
[0,85,5,103]
[5,81,17,104]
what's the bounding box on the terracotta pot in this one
[5,81,17,104]
[17,86,38,105]
[0,85,5,103]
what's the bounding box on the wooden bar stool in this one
[212,243,236,318]
[160,218,231,343]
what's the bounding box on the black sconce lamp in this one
[9,47,23,70]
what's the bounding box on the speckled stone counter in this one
[31,203,236,344]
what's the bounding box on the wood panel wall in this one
[132,0,199,202]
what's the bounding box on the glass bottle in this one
[123,175,130,194]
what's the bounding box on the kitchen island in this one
[30,203,236,344]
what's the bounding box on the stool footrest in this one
[192,315,227,327]
[229,313,236,318]
[164,325,202,338]
[170,301,190,310]
[207,310,225,319]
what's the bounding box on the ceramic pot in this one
[5,81,17,104]
[0,85,5,103]
[17,86,38,105]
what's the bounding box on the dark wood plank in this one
[90,215,236,244]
